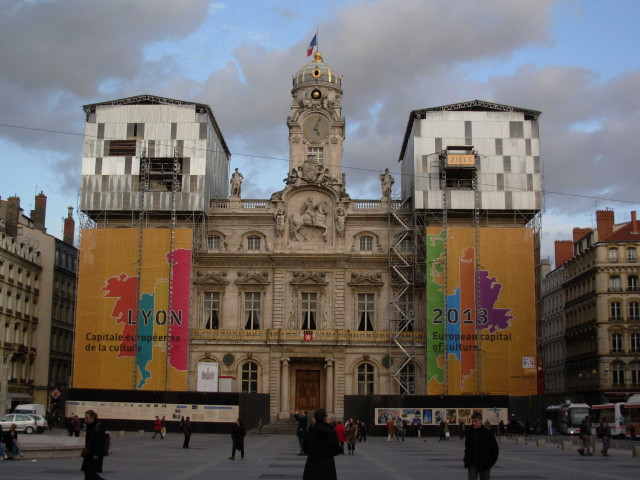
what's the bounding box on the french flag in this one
[307,34,317,57]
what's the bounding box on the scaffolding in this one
[388,196,417,394]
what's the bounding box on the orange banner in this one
[73,228,191,391]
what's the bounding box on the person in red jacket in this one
[152,416,164,439]
[333,420,346,454]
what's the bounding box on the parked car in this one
[0,413,39,434]
[25,414,48,433]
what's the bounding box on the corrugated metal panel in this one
[449,190,475,209]
[480,192,506,210]
[81,157,95,175]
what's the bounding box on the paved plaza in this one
[2,430,638,479]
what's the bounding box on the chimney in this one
[554,240,574,267]
[572,228,591,243]
[596,209,615,240]
[4,196,21,238]
[30,191,47,233]
[632,211,638,235]
[63,206,75,246]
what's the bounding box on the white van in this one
[14,403,46,416]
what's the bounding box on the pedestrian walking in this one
[459,419,466,439]
[302,408,341,480]
[439,419,446,441]
[81,410,106,480]
[600,417,611,456]
[182,417,192,448]
[258,418,263,436]
[160,416,167,439]
[386,416,396,442]
[345,419,358,455]
[547,418,553,436]
[295,410,308,455]
[359,421,367,442]
[464,412,499,480]
[334,420,346,454]
[578,416,592,456]
[152,416,163,439]
[229,418,246,460]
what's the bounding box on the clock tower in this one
[288,51,345,182]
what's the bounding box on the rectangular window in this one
[207,235,221,250]
[357,293,374,331]
[127,123,144,139]
[108,140,136,156]
[609,276,621,292]
[301,292,317,330]
[399,293,414,332]
[631,363,640,384]
[628,247,637,262]
[609,248,618,262]
[611,302,622,320]
[631,333,640,353]
[509,121,524,138]
[612,364,625,385]
[307,147,323,164]
[199,123,207,140]
[611,333,622,353]
[247,236,261,251]
[203,292,220,330]
[359,236,373,251]
[244,292,261,330]
[628,276,639,292]
[630,302,640,321]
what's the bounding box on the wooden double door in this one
[295,370,320,412]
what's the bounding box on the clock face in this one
[303,115,330,141]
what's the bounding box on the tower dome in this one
[292,51,342,92]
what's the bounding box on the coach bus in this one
[621,394,640,439]
[590,402,626,438]
[545,402,590,435]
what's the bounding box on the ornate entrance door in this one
[295,370,320,412]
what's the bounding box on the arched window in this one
[359,236,373,251]
[241,361,258,393]
[357,363,374,395]
[400,363,416,395]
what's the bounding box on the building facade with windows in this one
[549,209,640,405]
[0,194,77,412]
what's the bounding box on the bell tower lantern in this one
[288,52,345,182]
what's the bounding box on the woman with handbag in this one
[81,410,106,480]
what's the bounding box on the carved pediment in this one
[236,271,270,285]
[194,271,229,285]
[291,271,328,286]
[348,272,384,287]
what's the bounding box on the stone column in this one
[325,358,334,414]
[279,358,290,419]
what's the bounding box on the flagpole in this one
[316,28,319,54]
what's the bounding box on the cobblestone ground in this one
[2,430,638,480]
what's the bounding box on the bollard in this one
[536,438,545,447]
[516,437,524,445]
[561,440,573,450]
[118,430,125,438]
[138,430,145,436]
[633,445,640,458]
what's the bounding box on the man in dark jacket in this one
[303,408,341,480]
[464,412,499,480]
[294,410,308,455]
[81,410,106,480]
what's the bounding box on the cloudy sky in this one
[1,0,638,266]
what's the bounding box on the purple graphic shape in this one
[477,270,513,333]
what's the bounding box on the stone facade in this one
[542,209,640,405]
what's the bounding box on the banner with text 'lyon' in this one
[73,228,191,391]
